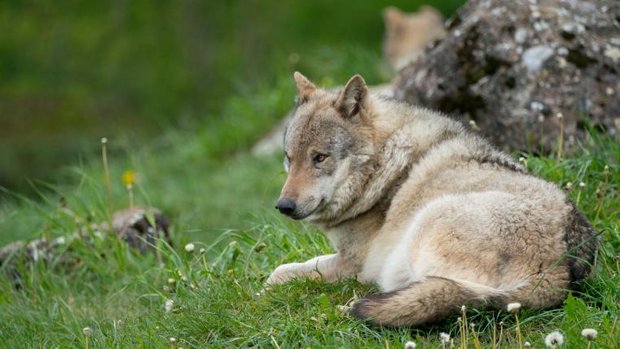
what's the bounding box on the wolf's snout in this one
[276,198,297,217]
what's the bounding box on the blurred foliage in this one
[0,0,464,197]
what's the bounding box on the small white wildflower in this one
[167,278,176,284]
[524,341,531,348]
[164,299,174,313]
[184,243,195,252]
[545,331,564,347]
[169,337,177,344]
[82,327,93,337]
[565,182,573,189]
[556,112,564,119]
[404,341,417,349]
[581,328,597,340]
[199,247,206,254]
[181,276,188,282]
[440,332,451,344]
[519,157,526,163]
[101,137,108,144]
[461,305,466,312]
[579,181,586,188]
[507,302,522,313]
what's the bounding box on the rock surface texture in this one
[393,0,620,153]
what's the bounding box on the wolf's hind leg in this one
[351,276,500,327]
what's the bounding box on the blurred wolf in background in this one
[266,72,598,327]
[382,6,446,72]
[251,6,446,156]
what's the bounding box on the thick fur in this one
[267,72,599,327]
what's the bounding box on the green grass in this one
[1,52,619,348]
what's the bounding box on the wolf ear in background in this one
[382,6,403,28]
[294,71,316,103]
[335,74,368,118]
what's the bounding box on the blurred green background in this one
[0,0,463,199]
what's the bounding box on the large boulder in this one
[394,0,620,153]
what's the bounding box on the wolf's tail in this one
[350,276,504,327]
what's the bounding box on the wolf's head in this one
[275,72,379,224]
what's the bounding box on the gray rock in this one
[0,207,171,284]
[393,0,620,153]
[522,46,554,73]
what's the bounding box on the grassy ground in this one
[1,51,619,347]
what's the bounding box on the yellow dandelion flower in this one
[122,170,137,187]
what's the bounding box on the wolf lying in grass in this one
[266,72,599,327]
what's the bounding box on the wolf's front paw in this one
[265,262,303,286]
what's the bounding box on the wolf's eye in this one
[313,153,328,164]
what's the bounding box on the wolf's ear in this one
[335,74,368,118]
[383,7,403,27]
[294,71,316,102]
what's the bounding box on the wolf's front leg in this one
[266,253,353,286]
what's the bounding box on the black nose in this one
[276,198,297,216]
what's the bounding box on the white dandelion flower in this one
[545,331,564,347]
[199,247,206,254]
[579,181,586,188]
[167,278,176,284]
[507,302,522,313]
[404,341,417,349]
[164,299,174,313]
[524,341,531,348]
[82,327,93,337]
[169,337,177,344]
[440,332,451,344]
[581,328,597,340]
[184,243,195,252]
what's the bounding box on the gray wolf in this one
[266,72,599,327]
